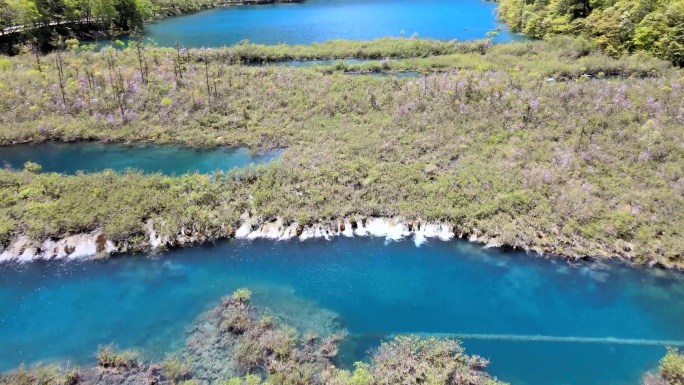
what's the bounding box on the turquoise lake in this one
[1,237,683,385]
[0,143,282,175]
[134,0,524,47]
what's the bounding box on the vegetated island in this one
[0,37,682,268]
[0,288,510,385]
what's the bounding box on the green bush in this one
[96,344,139,370]
[23,161,42,174]
[163,355,193,384]
[233,288,252,303]
[323,336,506,385]
[661,348,684,384]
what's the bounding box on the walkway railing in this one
[0,18,104,36]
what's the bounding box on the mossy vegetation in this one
[0,365,79,385]
[643,348,684,385]
[323,336,500,385]
[660,348,684,384]
[95,344,139,370]
[163,355,193,384]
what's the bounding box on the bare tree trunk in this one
[30,41,42,73]
[55,50,67,107]
[204,53,211,102]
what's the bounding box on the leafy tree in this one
[0,0,16,29]
[6,0,41,26]
[498,0,684,64]
[91,0,117,25]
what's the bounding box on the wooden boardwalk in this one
[0,19,101,36]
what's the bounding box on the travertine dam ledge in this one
[0,215,662,269]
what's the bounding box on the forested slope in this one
[497,0,684,65]
[0,0,300,38]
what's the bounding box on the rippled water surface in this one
[1,237,683,385]
[136,0,524,47]
[0,143,282,175]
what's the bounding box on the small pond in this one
[0,142,282,175]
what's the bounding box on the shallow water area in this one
[0,142,282,175]
[1,237,684,384]
[120,0,525,47]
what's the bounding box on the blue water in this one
[2,237,683,385]
[0,143,282,175]
[137,0,523,47]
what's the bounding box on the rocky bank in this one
[0,213,667,269]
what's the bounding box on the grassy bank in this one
[313,45,672,80]
[0,37,683,265]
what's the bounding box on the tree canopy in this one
[497,0,684,65]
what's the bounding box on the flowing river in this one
[2,237,684,385]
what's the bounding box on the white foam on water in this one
[68,240,97,260]
[1,216,467,264]
[235,223,252,239]
[342,220,354,237]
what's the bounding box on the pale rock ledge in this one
[0,216,481,264]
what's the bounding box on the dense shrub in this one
[661,348,684,384]
[96,344,139,370]
[208,289,505,385]
[323,336,504,385]
[163,355,193,384]
[0,38,682,265]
